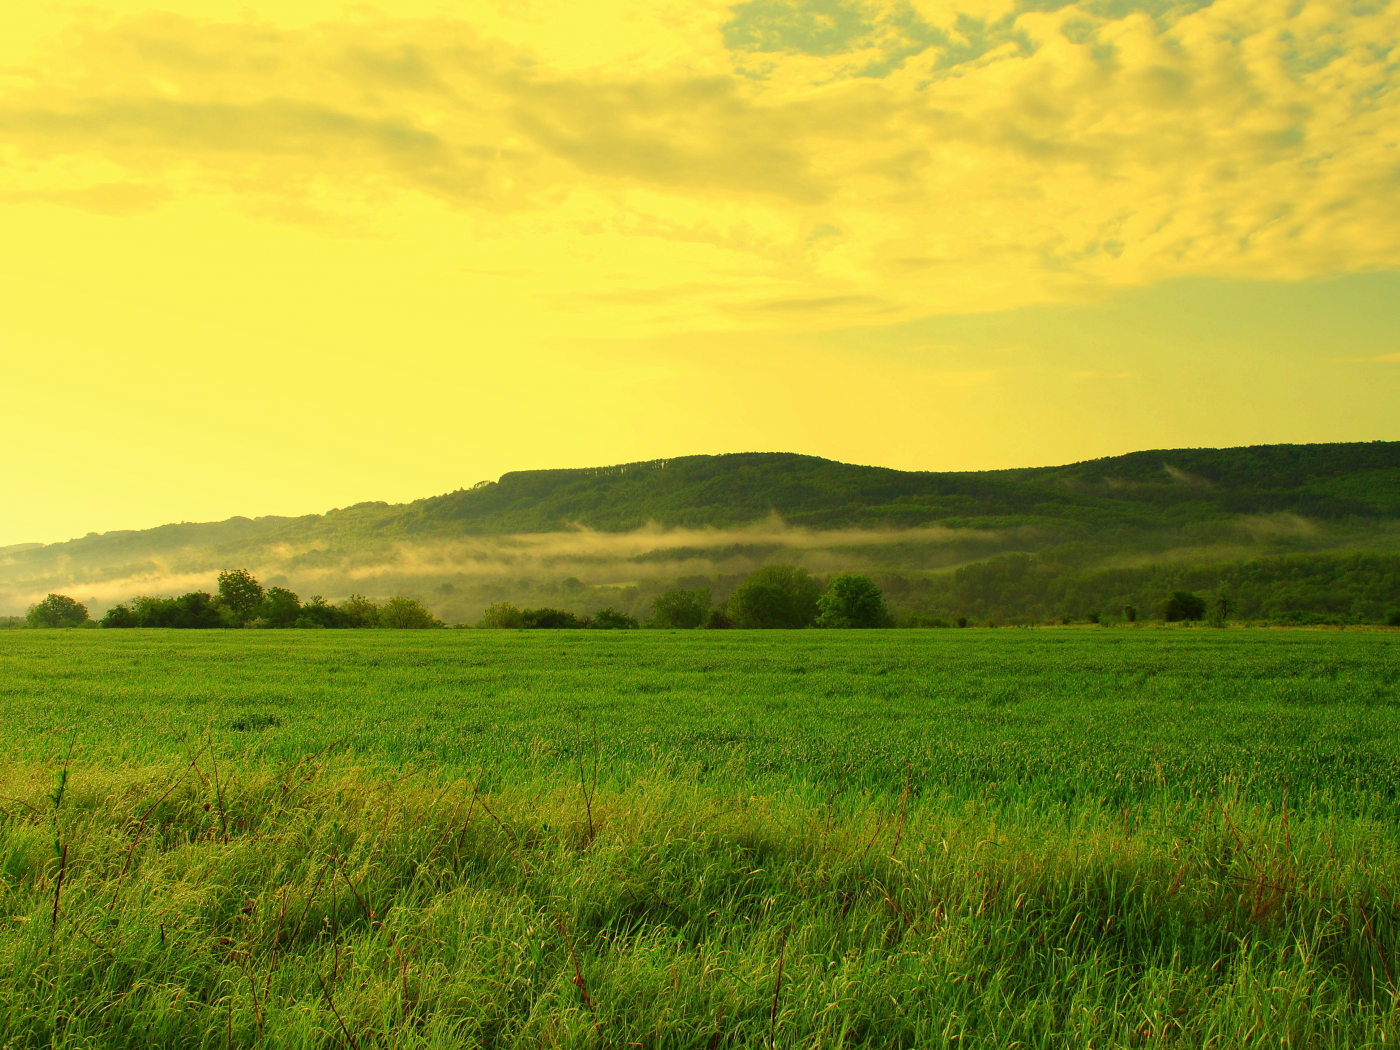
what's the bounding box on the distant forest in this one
[4,441,1400,627]
[15,553,1400,630]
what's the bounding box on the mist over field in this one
[5,444,1399,626]
[0,519,1015,622]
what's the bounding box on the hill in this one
[3,441,1399,623]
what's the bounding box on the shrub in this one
[257,587,303,628]
[100,604,138,628]
[26,594,90,628]
[477,602,524,629]
[338,594,380,628]
[651,588,711,629]
[1387,609,1400,627]
[590,608,639,629]
[127,592,225,629]
[704,609,733,629]
[1164,591,1207,622]
[1124,605,1138,623]
[379,596,442,629]
[814,575,892,628]
[728,565,821,629]
[904,614,951,628]
[520,607,584,629]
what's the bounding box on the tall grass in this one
[2,752,1398,1047]
[1,629,1397,1046]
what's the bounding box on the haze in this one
[4,0,1398,546]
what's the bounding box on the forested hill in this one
[227,439,1400,548]
[5,440,1400,622]
[8,441,1400,562]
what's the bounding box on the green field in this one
[2,629,1398,1047]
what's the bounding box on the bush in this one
[338,594,380,628]
[704,609,733,629]
[520,607,584,629]
[1387,610,1400,627]
[477,602,524,629]
[814,575,893,628]
[956,616,969,628]
[131,592,226,629]
[904,613,951,628]
[26,594,90,628]
[590,608,639,629]
[1124,605,1137,623]
[257,587,303,628]
[379,597,442,629]
[101,604,138,629]
[651,588,711,629]
[728,565,821,629]
[1164,591,1207,622]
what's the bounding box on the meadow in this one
[1,628,1398,1047]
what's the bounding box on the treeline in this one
[22,570,442,630]
[881,551,1400,626]
[477,567,894,630]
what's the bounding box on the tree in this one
[217,569,264,618]
[1124,605,1137,623]
[101,604,138,628]
[258,587,303,628]
[727,565,821,629]
[814,575,892,628]
[339,594,380,628]
[379,596,442,629]
[590,607,639,629]
[520,607,584,629]
[651,587,711,629]
[26,594,90,628]
[1164,591,1207,622]
[704,608,733,629]
[477,602,524,629]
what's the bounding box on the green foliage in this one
[0,631,1399,1046]
[1163,590,1207,622]
[728,564,821,628]
[814,574,892,628]
[519,607,584,629]
[216,567,264,617]
[25,594,89,629]
[378,596,442,629]
[477,602,524,629]
[1389,610,1400,627]
[100,604,138,629]
[886,551,1400,625]
[650,587,711,628]
[589,607,639,629]
[258,586,304,628]
[338,593,381,628]
[903,613,951,627]
[130,592,225,629]
[704,608,733,629]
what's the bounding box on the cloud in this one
[0,0,1396,328]
[1341,352,1400,363]
[0,181,171,215]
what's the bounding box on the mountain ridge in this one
[3,440,1398,622]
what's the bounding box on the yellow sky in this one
[3,0,1398,545]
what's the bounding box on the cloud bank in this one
[3,0,1396,327]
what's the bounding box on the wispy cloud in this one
[1,0,1395,328]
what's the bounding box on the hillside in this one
[3,441,1399,622]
